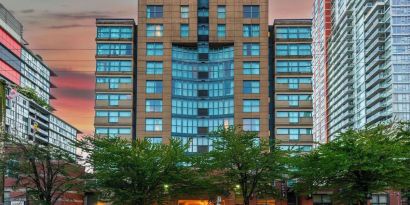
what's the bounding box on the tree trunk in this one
[243,197,250,205]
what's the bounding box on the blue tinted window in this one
[243,62,260,75]
[276,27,311,39]
[243,24,260,37]
[243,81,260,94]
[198,24,209,35]
[276,44,311,56]
[218,6,226,18]
[96,77,132,89]
[96,60,132,72]
[217,24,226,37]
[95,111,131,123]
[97,43,132,56]
[243,5,259,18]
[243,118,260,131]
[146,24,163,37]
[147,5,163,18]
[146,61,163,74]
[181,6,189,18]
[180,24,189,38]
[96,94,131,106]
[243,100,260,113]
[276,61,312,73]
[243,43,260,56]
[146,100,163,112]
[146,137,163,144]
[97,26,133,39]
[146,81,163,94]
[146,43,164,56]
[146,119,163,131]
[96,127,131,137]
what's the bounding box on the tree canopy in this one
[0,133,85,205]
[80,136,211,205]
[292,123,410,205]
[200,126,289,205]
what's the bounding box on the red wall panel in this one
[0,27,21,57]
[0,59,21,85]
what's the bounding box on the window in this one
[180,24,189,38]
[280,145,312,152]
[371,194,388,205]
[243,119,260,132]
[276,111,312,123]
[199,24,209,35]
[243,62,260,75]
[97,26,133,39]
[146,137,163,144]
[243,43,260,56]
[147,5,163,18]
[96,127,131,137]
[276,44,312,56]
[146,119,163,131]
[146,24,163,37]
[217,5,226,18]
[217,24,226,37]
[146,43,164,56]
[276,61,312,73]
[146,81,163,94]
[96,94,132,106]
[95,111,131,123]
[276,27,311,39]
[96,60,132,72]
[146,100,163,112]
[313,195,332,205]
[97,43,132,56]
[146,61,163,74]
[181,6,189,18]
[243,81,260,94]
[276,77,312,89]
[198,8,209,17]
[243,24,260,37]
[96,77,132,89]
[243,100,260,113]
[243,5,259,18]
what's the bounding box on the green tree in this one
[0,133,85,205]
[293,124,410,205]
[202,126,289,205]
[80,136,207,205]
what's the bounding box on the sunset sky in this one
[2,0,313,134]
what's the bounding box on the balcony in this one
[95,99,133,109]
[275,100,312,109]
[275,83,312,92]
[94,117,132,126]
[275,117,313,126]
[95,83,133,92]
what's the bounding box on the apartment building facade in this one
[95,0,270,152]
[95,19,136,140]
[271,19,314,153]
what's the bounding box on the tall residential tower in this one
[312,0,410,140]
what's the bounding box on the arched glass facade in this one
[171,45,234,152]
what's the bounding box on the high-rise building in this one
[0,3,82,205]
[271,19,314,153]
[95,0,270,152]
[0,3,80,155]
[312,0,410,140]
[312,0,332,143]
[95,19,136,140]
